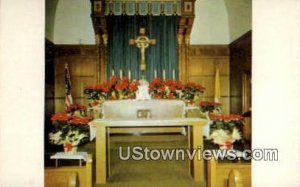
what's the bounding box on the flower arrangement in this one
[84,76,140,106]
[149,78,205,103]
[84,77,205,106]
[208,113,243,149]
[199,101,222,113]
[48,104,93,152]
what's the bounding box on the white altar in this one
[91,99,208,185]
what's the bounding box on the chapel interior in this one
[44,0,252,186]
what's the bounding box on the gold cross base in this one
[140,63,146,71]
[140,59,146,71]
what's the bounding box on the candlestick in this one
[128,70,131,80]
[120,69,123,79]
[172,69,175,80]
[163,69,166,80]
[154,69,157,78]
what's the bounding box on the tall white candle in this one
[112,69,115,76]
[172,69,175,80]
[128,70,131,80]
[163,69,166,80]
[154,69,157,78]
[120,69,123,79]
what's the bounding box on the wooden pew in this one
[228,169,244,187]
[45,154,93,187]
[207,157,251,187]
[45,171,78,187]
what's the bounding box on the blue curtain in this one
[106,16,179,81]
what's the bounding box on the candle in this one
[128,70,131,80]
[154,69,157,78]
[120,69,123,79]
[163,69,166,80]
[172,69,175,80]
[112,69,115,76]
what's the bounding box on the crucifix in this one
[129,28,156,75]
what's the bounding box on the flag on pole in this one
[65,63,73,110]
[214,68,221,103]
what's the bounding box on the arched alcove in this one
[47,0,251,45]
[190,0,230,44]
[53,0,95,44]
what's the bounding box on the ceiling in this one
[46,0,251,45]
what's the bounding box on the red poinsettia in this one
[208,113,243,121]
[51,113,71,122]
[66,103,86,113]
[69,116,93,125]
[84,76,205,103]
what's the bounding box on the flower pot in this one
[63,143,78,154]
[219,141,233,150]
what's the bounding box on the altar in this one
[91,100,208,185]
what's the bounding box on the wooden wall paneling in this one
[186,45,230,113]
[229,31,252,143]
[99,43,107,82]
[185,38,190,82]
[54,45,99,112]
[45,39,56,152]
[229,31,252,114]
[45,39,55,115]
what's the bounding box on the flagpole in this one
[65,63,73,111]
[214,66,221,103]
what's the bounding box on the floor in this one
[81,134,206,187]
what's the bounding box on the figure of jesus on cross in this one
[129,28,156,72]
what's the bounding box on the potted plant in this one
[48,104,93,153]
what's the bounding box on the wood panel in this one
[45,154,93,187]
[45,39,55,115]
[229,31,252,143]
[54,45,100,112]
[229,31,252,114]
[45,39,56,152]
[185,45,230,114]
[207,158,251,187]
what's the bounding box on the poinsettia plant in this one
[48,104,93,148]
[84,77,205,106]
[149,78,205,103]
[208,113,244,149]
[84,76,140,106]
[199,101,222,113]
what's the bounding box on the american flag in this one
[64,63,73,110]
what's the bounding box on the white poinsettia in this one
[65,130,88,146]
[231,127,242,141]
[176,90,183,99]
[209,128,242,147]
[49,131,63,145]
[210,129,231,145]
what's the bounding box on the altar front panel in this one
[102,100,186,119]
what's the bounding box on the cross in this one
[129,28,156,71]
